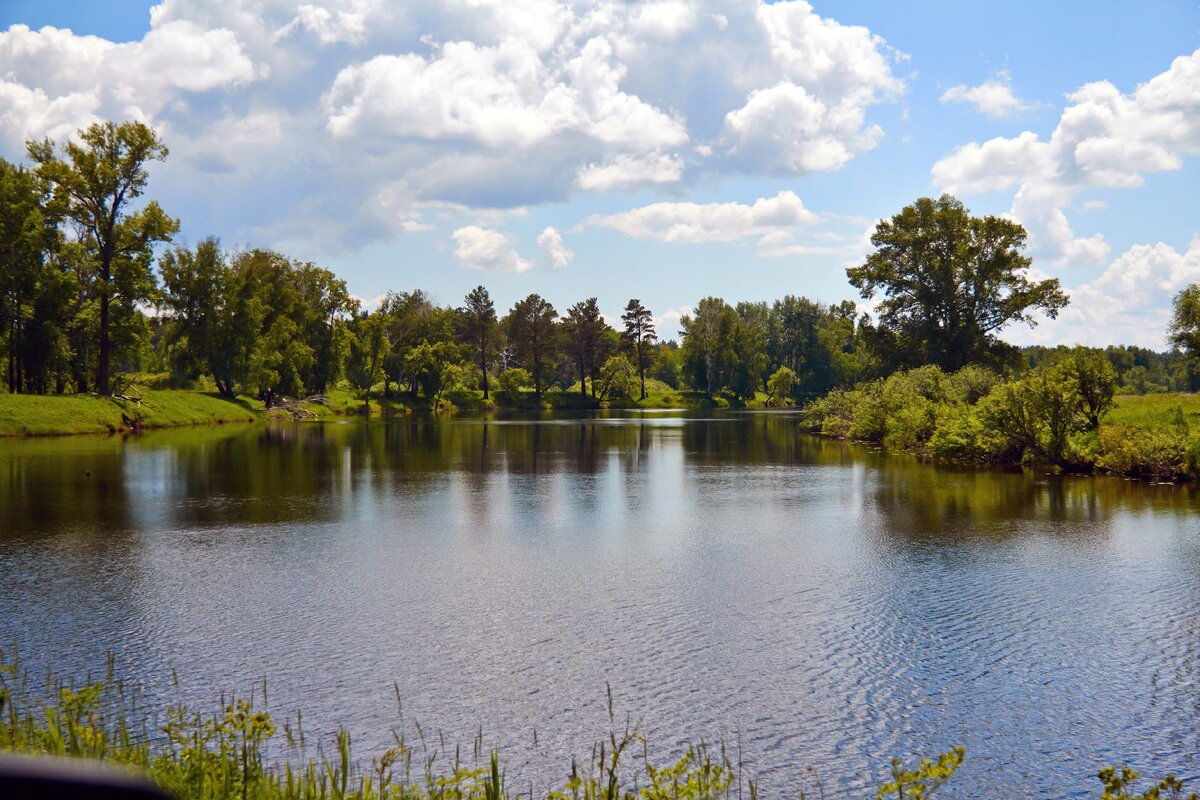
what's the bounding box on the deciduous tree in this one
[847,194,1067,372]
[28,121,177,394]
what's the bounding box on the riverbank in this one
[804,376,1200,481]
[0,383,763,437]
[0,390,264,436]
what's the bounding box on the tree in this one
[0,157,68,393]
[346,309,392,403]
[846,194,1067,372]
[504,293,559,402]
[766,366,797,405]
[680,297,737,396]
[1168,284,1200,358]
[159,237,234,393]
[28,121,178,394]
[563,297,608,398]
[458,285,498,399]
[1061,347,1116,430]
[621,299,656,400]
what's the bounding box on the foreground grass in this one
[0,390,263,437]
[0,657,1192,800]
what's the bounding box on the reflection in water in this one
[1,412,1198,799]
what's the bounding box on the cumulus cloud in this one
[583,190,818,245]
[1011,236,1200,348]
[0,21,257,147]
[575,151,683,190]
[933,49,1200,267]
[0,0,905,253]
[536,226,574,269]
[452,225,532,272]
[939,72,1036,118]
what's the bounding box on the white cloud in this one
[323,35,687,150]
[584,190,818,245]
[0,21,257,147]
[536,226,574,269]
[933,49,1200,267]
[939,72,1035,118]
[653,305,693,339]
[718,0,903,174]
[276,0,379,45]
[1010,235,1200,348]
[575,151,683,190]
[722,81,884,172]
[452,225,532,272]
[0,0,906,254]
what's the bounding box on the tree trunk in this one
[97,290,111,395]
[480,353,489,399]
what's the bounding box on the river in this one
[1,411,1197,798]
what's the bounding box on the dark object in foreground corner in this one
[0,755,171,800]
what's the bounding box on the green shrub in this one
[1095,425,1191,478]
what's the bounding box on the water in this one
[1,411,1197,798]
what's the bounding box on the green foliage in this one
[621,298,656,400]
[459,286,499,399]
[1097,766,1198,800]
[765,366,796,405]
[497,368,532,400]
[504,294,560,400]
[875,747,964,800]
[28,120,178,395]
[847,194,1067,372]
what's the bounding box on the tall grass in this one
[1,652,1191,800]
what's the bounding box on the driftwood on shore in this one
[268,394,328,420]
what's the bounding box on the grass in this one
[1105,393,1200,427]
[1,654,1191,800]
[0,390,264,437]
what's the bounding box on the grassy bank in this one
[2,656,1190,800]
[0,390,264,437]
[802,360,1200,481]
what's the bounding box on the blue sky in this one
[1,0,1197,344]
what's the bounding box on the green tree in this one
[0,157,69,393]
[680,297,737,396]
[621,298,656,400]
[1168,284,1200,367]
[563,297,609,398]
[28,121,178,394]
[403,340,464,406]
[159,238,234,393]
[1062,347,1116,429]
[458,285,498,399]
[766,366,797,405]
[294,263,355,394]
[504,293,559,402]
[847,194,1067,372]
[346,309,392,403]
[595,354,636,403]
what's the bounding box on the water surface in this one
[1,412,1197,798]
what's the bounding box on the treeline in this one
[4,119,1200,410]
[0,120,876,407]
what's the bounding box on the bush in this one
[1095,425,1192,478]
[497,368,532,399]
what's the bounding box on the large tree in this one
[563,297,608,398]
[504,293,559,402]
[621,299,656,400]
[846,194,1067,372]
[28,121,177,394]
[458,285,498,399]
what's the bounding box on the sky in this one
[0,0,1197,346]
